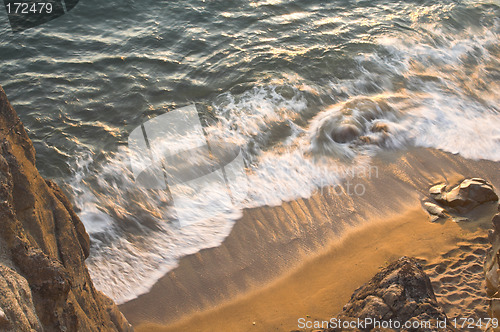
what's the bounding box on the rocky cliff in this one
[485,206,500,322]
[0,86,132,331]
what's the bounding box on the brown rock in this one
[429,183,446,195]
[441,186,468,207]
[434,178,498,213]
[0,85,132,331]
[0,307,10,329]
[429,184,447,202]
[488,229,496,245]
[492,214,500,232]
[359,136,372,144]
[459,179,498,202]
[331,124,361,143]
[0,264,42,331]
[429,215,440,223]
[370,122,389,133]
[325,257,454,331]
[485,212,500,320]
[46,179,91,259]
[423,202,447,218]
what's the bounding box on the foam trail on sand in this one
[71,86,369,303]
[71,11,500,303]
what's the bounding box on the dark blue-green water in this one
[0,0,499,303]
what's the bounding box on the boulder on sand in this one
[429,178,498,214]
[324,257,454,331]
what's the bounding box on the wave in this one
[71,86,368,303]
[65,4,500,304]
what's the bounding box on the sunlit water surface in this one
[0,0,499,303]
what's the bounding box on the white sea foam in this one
[72,19,500,304]
[72,86,362,303]
[374,23,500,161]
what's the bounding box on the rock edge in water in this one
[0,85,133,331]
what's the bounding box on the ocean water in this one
[0,0,499,304]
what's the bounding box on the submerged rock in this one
[331,123,362,143]
[370,122,389,133]
[309,96,396,158]
[325,257,453,331]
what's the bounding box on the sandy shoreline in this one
[120,148,500,331]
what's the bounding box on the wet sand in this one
[120,148,500,331]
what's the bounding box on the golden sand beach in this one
[120,148,499,331]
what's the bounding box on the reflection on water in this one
[0,0,498,302]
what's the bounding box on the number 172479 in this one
[6,2,53,14]
[451,318,499,329]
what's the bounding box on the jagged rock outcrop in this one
[430,179,497,213]
[325,257,454,331]
[423,178,498,222]
[0,86,132,331]
[485,206,500,322]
